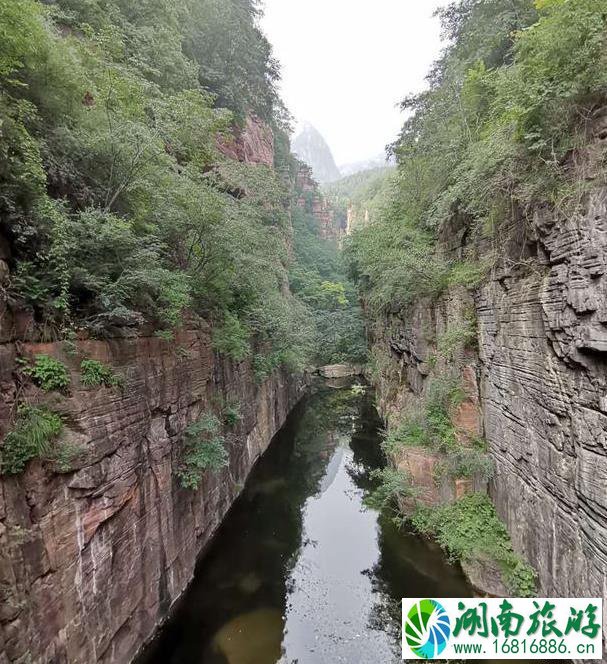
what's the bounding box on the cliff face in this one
[369,176,607,614]
[295,164,345,241]
[217,115,275,167]
[478,182,607,602]
[0,326,306,664]
[0,106,312,664]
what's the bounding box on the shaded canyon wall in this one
[370,186,607,625]
[0,324,306,664]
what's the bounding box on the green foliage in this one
[0,0,314,377]
[23,355,70,392]
[437,313,478,360]
[0,405,63,475]
[177,413,228,490]
[447,261,487,289]
[382,373,492,483]
[223,402,241,427]
[323,166,395,231]
[53,442,83,473]
[347,0,607,314]
[410,493,536,596]
[289,205,367,366]
[434,447,495,483]
[212,312,251,361]
[80,359,122,388]
[154,330,174,342]
[382,414,430,455]
[0,0,48,79]
[365,467,417,512]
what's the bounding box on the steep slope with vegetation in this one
[347,0,607,600]
[290,195,367,366]
[323,166,395,234]
[0,1,366,662]
[1,0,306,368]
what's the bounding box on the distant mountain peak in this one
[292,123,341,184]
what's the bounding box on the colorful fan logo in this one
[404,599,451,659]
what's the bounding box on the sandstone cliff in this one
[217,115,275,167]
[0,325,306,663]
[0,110,311,663]
[295,164,345,241]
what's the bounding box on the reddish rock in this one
[295,164,344,241]
[0,325,307,663]
[217,115,274,167]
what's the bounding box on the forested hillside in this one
[347,0,607,311]
[323,166,394,233]
[0,0,361,377]
[346,0,607,602]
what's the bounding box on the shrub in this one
[223,402,241,427]
[365,467,417,512]
[437,314,478,360]
[154,330,175,342]
[447,261,488,290]
[434,448,495,484]
[383,375,466,456]
[252,353,280,383]
[53,442,83,473]
[381,414,429,455]
[80,359,123,388]
[212,313,251,362]
[410,493,536,596]
[0,405,63,475]
[23,355,70,392]
[177,413,228,490]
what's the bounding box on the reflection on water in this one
[137,384,471,664]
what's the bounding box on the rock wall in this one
[368,286,485,506]
[217,114,274,167]
[477,184,607,609]
[0,324,307,664]
[295,164,345,241]
[369,182,607,638]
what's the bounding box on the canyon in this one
[0,322,307,663]
[367,113,607,636]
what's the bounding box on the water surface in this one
[139,384,471,664]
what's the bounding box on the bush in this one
[381,414,430,455]
[365,467,417,512]
[382,374,493,483]
[212,313,251,362]
[347,0,607,316]
[52,441,82,474]
[177,413,228,490]
[410,493,536,596]
[437,314,478,360]
[23,355,70,392]
[223,402,241,427]
[434,448,495,484]
[383,375,466,456]
[80,359,122,388]
[0,405,63,475]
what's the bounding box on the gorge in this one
[1,0,607,663]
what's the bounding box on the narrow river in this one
[138,383,471,664]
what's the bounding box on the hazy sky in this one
[261,0,446,166]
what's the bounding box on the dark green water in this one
[138,384,471,664]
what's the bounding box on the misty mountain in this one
[292,123,341,184]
